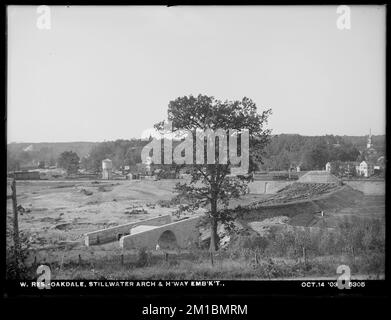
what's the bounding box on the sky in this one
[7,5,386,143]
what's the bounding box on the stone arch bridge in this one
[84,215,202,250]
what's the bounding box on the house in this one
[357,161,374,177]
[377,156,385,169]
[373,156,385,175]
[325,162,331,172]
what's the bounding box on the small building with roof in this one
[357,161,374,178]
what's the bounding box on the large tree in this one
[155,94,271,251]
[57,151,80,175]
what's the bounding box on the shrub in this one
[360,253,385,276]
[361,219,385,253]
[336,218,385,255]
[136,248,149,267]
[6,230,33,280]
[266,230,296,258]
[318,231,338,255]
[227,233,270,260]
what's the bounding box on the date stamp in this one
[301,281,366,288]
[301,265,365,289]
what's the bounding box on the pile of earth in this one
[249,183,340,206]
[199,220,245,249]
[247,216,290,236]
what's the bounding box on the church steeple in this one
[367,129,372,149]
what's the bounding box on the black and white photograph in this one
[4,5,387,300]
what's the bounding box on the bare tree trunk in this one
[209,197,219,252]
[209,217,219,252]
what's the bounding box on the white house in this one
[325,162,331,172]
[357,161,374,178]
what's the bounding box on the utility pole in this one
[11,177,21,276]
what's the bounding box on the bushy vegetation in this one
[18,217,384,281]
[6,229,35,280]
[231,218,385,260]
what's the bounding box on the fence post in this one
[60,250,65,272]
[303,247,307,266]
[351,246,355,261]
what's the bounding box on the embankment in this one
[343,180,385,195]
[248,181,294,194]
[242,185,363,225]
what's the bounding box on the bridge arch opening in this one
[157,230,178,250]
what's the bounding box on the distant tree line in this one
[259,134,362,171]
[79,139,148,172]
[6,142,96,172]
[7,134,385,173]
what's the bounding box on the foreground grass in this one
[20,250,384,280]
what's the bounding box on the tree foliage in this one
[82,139,147,172]
[260,134,360,171]
[330,161,357,178]
[57,151,80,174]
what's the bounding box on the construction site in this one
[6,169,385,280]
